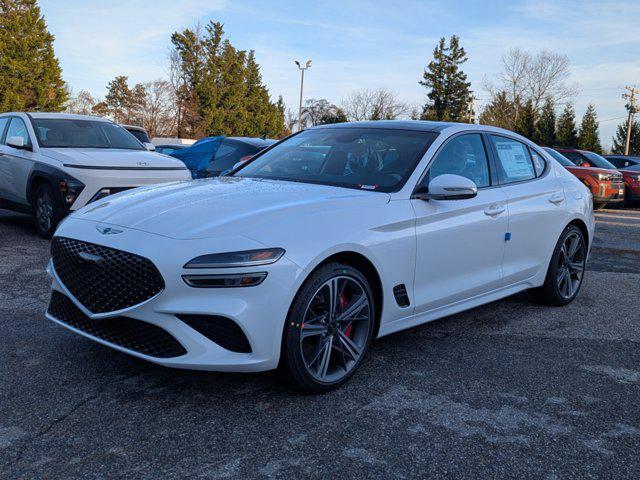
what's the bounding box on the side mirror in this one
[7,136,28,150]
[143,142,156,151]
[412,174,478,201]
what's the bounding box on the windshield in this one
[543,147,574,167]
[583,152,617,170]
[235,128,438,192]
[32,119,145,150]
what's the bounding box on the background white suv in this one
[0,112,191,237]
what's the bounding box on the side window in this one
[529,148,546,176]
[5,117,31,147]
[490,136,535,184]
[561,151,586,165]
[425,133,490,188]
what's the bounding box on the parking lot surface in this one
[1,208,639,479]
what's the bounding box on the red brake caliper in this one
[339,293,353,338]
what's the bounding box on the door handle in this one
[548,192,565,204]
[484,204,506,217]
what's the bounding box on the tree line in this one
[1,0,639,153]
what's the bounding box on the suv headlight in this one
[183,248,285,269]
[590,173,610,181]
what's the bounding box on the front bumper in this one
[46,220,304,372]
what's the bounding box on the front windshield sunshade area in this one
[235,128,438,192]
[33,119,144,150]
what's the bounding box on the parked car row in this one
[543,147,639,209]
[0,112,277,237]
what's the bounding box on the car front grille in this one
[48,291,186,358]
[51,237,165,314]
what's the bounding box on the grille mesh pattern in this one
[51,237,165,314]
[48,291,186,358]
[176,314,252,353]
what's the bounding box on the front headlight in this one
[183,248,285,269]
[59,179,85,206]
[590,173,609,181]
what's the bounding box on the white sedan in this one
[46,121,595,392]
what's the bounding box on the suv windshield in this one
[543,148,574,167]
[583,152,617,170]
[32,119,144,150]
[235,127,438,192]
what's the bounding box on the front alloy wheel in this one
[32,183,61,238]
[282,263,375,392]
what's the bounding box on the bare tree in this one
[342,88,408,121]
[65,90,98,115]
[485,48,578,112]
[138,79,177,138]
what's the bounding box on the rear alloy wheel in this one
[529,225,586,306]
[281,263,375,393]
[32,184,61,238]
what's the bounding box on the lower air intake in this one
[176,314,252,353]
[48,291,187,359]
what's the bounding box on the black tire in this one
[528,224,587,306]
[280,262,375,393]
[32,183,62,239]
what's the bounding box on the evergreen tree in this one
[612,118,640,155]
[0,0,68,111]
[515,98,537,140]
[556,104,578,147]
[419,35,471,122]
[537,98,556,146]
[478,91,518,130]
[103,76,145,124]
[172,21,284,137]
[577,103,601,153]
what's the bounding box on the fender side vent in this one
[393,284,410,308]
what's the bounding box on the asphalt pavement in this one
[0,208,639,479]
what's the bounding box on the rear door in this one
[0,116,36,205]
[487,135,567,285]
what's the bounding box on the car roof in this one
[310,120,459,132]
[226,137,276,147]
[2,112,111,122]
[121,124,147,132]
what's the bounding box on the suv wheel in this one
[281,263,375,393]
[32,184,61,238]
[528,224,587,306]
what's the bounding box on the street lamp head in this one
[306,60,312,68]
[294,60,300,67]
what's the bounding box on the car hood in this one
[71,177,389,240]
[39,148,186,169]
[565,165,620,175]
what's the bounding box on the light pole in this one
[295,60,312,131]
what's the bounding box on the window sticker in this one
[495,141,534,179]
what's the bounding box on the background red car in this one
[556,148,638,207]
[544,148,624,209]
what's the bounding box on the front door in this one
[411,133,508,314]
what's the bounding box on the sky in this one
[39,0,640,148]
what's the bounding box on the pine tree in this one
[515,98,537,140]
[478,91,518,130]
[419,35,471,122]
[103,76,145,125]
[537,98,556,146]
[173,21,284,138]
[612,118,640,155]
[577,103,601,153]
[556,104,578,147]
[0,0,68,111]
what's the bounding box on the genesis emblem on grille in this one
[78,252,103,263]
[96,225,123,235]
